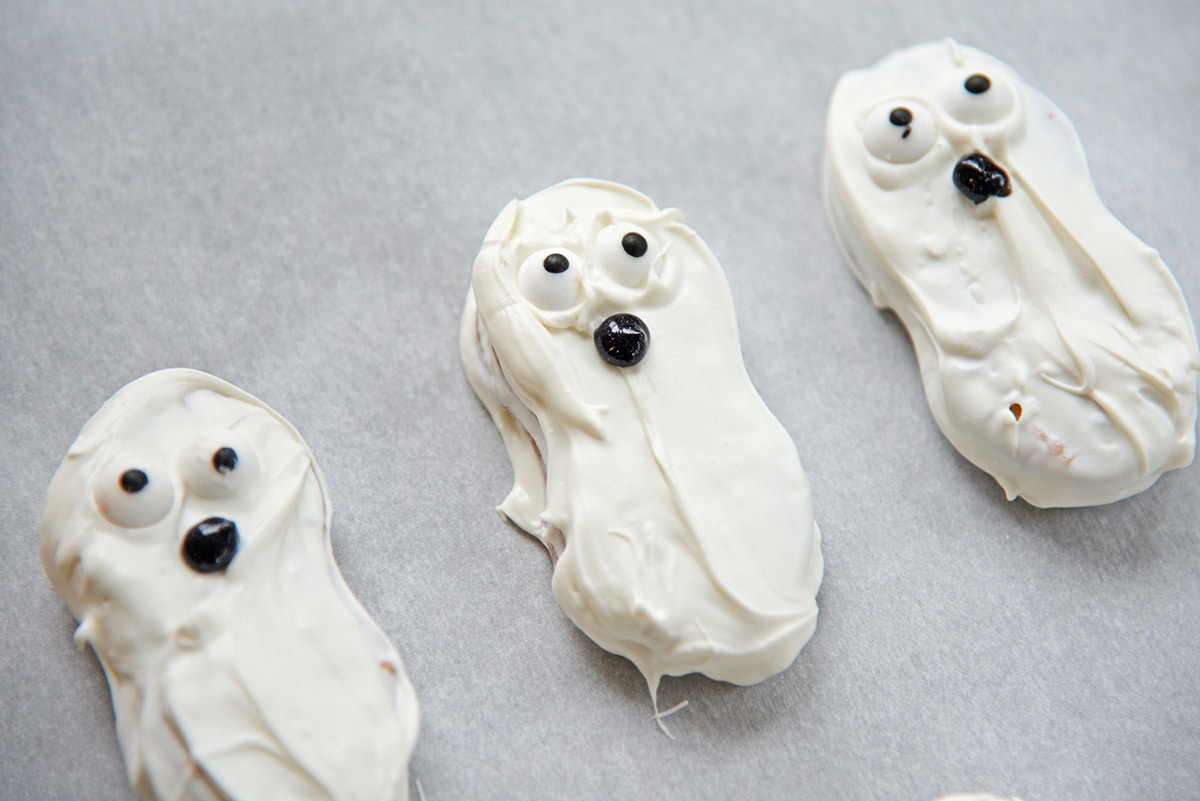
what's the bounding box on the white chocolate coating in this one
[460,179,823,696]
[823,39,1199,507]
[39,369,419,801]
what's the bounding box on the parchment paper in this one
[3,2,1198,799]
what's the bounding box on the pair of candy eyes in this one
[95,440,255,529]
[517,227,658,312]
[864,72,1016,164]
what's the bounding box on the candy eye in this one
[595,224,660,288]
[863,100,937,163]
[517,248,585,311]
[942,70,1016,124]
[94,461,175,528]
[181,430,259,499]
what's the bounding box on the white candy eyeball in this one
[594,224,659,288]
[941,70,1016,125]
[517,248,585,311]
[863,100,937,163]
[94,461,175,528]
[180,430,259,499]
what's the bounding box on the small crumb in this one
[381,662,397,675]
[1037,429,1073,465]
[1008,403,1022,420]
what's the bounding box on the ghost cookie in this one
[39,369,419,801]
[823,39,1200,507]
[460,179,823,699]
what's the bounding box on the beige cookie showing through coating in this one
[39,369,419,801]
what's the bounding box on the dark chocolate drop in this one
[953,151,1012,204]
[543,253,570,274]
[594,313,650,368]
[120,469,149,494]
[964,74,991,94]
[182,517,239,573]
[212,447,238,474]
[889,107,913,127]
[621,232,648,258]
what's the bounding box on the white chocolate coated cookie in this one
[823,40,1199,507]
[39,369,419,801]
[461,179,823,697]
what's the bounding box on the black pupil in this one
[212,447,238,474]
[621,232,648,258]
[888,107,913,127]
[543,253,570,274]
[120,469,149,494]
[964,74,991,94]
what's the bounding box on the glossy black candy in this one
[594,313,650,367]
[182,516,239,573]
[888,107,913,127]
[621,232,648,258]
[120,469,149,493]
[543,253,570,274]
[964,73,991,94]
[953,151,1012,204]
[212,447,238,474]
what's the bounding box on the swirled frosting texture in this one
[39,369,419,801]
[823,39,1199,507]
[460,179,823,695]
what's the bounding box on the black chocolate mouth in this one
[953,151,1013,204]
[594,313,650,367]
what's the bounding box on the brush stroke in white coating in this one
[461,179,823,698]
[39,369,419,801]
[823,39,1199,507]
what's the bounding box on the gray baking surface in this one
[2,1,1198,799]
